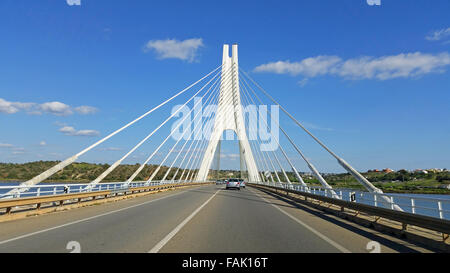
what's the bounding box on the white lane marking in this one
[249,188,351,253]
[0,187,196,246]
[148,189,219,253]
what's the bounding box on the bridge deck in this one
[0,184,433,253]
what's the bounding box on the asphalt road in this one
[0,184,434,253]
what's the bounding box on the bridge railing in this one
[0,180,209,200]
[253,181,450,220]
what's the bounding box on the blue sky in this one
[0,0,449,173]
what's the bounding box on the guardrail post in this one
[402,223,407,231]
[390,196,394,210]
[411,199,416,214]
[53,187,56,195]
[438,201,443,219]
[37,188,41,197]
[374,194,377,207]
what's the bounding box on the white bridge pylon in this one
[196,44,260,182]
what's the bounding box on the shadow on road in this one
[255,187,436,253]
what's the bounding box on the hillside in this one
[0,161,187,182]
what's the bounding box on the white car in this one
[238,179,246,188]
[226,178,240,190]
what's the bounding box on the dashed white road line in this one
[249,188,351,253]
[148,189,220,253]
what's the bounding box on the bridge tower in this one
[196,44,260,182]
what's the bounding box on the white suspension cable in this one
[86,68,222,189]
[151,73,222,182]
[162,81,222,181]
[173,66,235,182]
[239,68,395,202]
[184,67,237,181]
[241,73,340,197]
[126,69,224,185]
[239,83,275,183]
[242,79,284,183]
[3,65,222,198]
[240,77,311,187]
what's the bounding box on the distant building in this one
[383,168,394,173]
[427,168,444,173]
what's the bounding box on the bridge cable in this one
[160,75,223,182]
[241,74,338,195]
[84,68,222,189]
[240,68,402,207]
[188,65,238,181]
[180,66,237,181]
[2,65,222,198]
[239,78,288,185]
[147,68,225,183]
[240,77,315,189]
[127,68,225,184]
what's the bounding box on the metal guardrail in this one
[250,182,450,236]
[252,181,450,220]
[0,181,212,216]
[0,180,205,199]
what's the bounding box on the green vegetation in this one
[314,170,450,194]
[1,161,449,194]
[0,161,185,183]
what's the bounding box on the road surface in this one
[0,184,433,253]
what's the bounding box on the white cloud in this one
[144,38,204,62]
[426,27,450,41]
[254,56,341,77]
[0,98,35,114]
[254,52,450,80]
[0,143,26,154]
[74,106,98,115]
[298,78,308,87]
[39,101,72,116]
[59,126,100,137]
[0,98,98,116]
[0,143,14,148]
[302,121,333,131]
[98,147,122,151]
[39,141,47,146]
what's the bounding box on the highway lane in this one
[0,184,433,253]
[0,185,218,252]
[157,186,431,253]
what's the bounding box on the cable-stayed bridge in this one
[0,44,448,253]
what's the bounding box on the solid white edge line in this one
[148,189,220,253]
[0,187,195,246]
[249,188,352,253]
